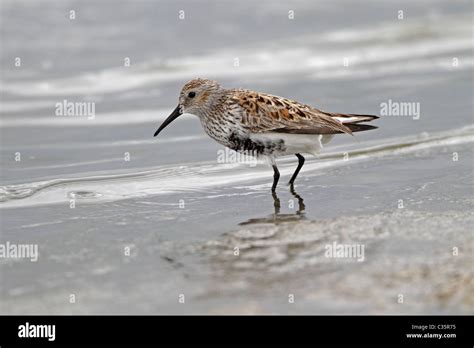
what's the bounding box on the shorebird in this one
[154,78,379,191]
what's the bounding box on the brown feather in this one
[273,124,378,134]
[231,90,354,135]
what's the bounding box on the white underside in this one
[250,132,335,157]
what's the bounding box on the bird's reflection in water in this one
[239,185,306,225]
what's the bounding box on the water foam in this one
[1,126,472,208]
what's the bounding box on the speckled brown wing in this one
[230,90,353,135]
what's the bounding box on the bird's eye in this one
[188,91,196,98]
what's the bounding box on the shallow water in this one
[0,0,473,314]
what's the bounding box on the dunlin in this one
[154,78,379,191]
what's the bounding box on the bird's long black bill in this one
[153,105,182,137]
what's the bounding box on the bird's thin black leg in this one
[272,164,280,191]
[289,153,305,186]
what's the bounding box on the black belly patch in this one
[228,132,286,155]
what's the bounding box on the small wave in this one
[68,191,102,200]
[0,125,472,208]
[0,108,188,128]
[1,134,205,154]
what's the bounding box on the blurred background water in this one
[0,0,473,314]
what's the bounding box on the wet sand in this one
[1,134,472,314]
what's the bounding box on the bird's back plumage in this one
[228,89,378,136]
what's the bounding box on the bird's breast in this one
[200,110,286,156]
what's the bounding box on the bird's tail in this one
[331,113,379,133]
